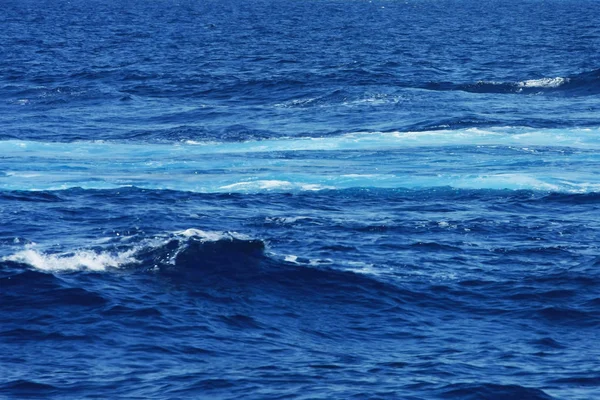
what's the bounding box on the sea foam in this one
[3,248,139,272]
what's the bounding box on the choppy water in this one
[1,0,600,399]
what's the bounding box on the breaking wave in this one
[0,228,408,309]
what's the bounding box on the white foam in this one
[342,261,378,276]
[274,97,319,108]
[518,77,569,88]
[300,183,331,191]
[284,255,299,263]
[219,180,331,192]
[220,180,292,190]
[466,173,562,191]
[265,216,311,224]
[3,248,138,272]
[172,228,251,242]
[341,94,403,107]
[174,228,226,241]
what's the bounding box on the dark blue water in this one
[1,0,600,398]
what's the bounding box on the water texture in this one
[1,0,600,399]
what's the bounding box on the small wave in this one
[274,90,405,109]
[0,191,64,203]
[423,68,600,96]
[6,85,116,106]
[125,124,277,143]
[530,337,566,349]
[263,216,313,225]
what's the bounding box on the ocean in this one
[1,0,599,398]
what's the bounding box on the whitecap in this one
[172,228,251,242]
[517,77,569,88]
[3,248,139,272]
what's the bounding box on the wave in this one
[4,84,118,106]
[0,228,410,309]
[273,89,406,109]
[423,69,600,96]
[0,227,384,287]
[1,228,338,279]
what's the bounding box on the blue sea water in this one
[1,0,600,398]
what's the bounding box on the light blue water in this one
[3,127,600,192]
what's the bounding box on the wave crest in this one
[136,229,268,277]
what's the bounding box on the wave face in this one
[2,0,600,398]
